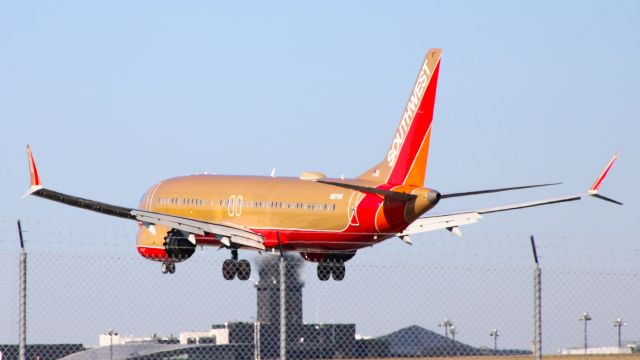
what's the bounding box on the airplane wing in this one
[399,152,621,241]
[24,146,265,250]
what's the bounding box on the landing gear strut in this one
[317,260,345,281]
[222,249,251,281]
[161,262,176,274]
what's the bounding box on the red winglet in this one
[589,151,619,192]
[27,145,43,188]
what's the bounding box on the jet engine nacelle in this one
[136,224,195,262]
[163,229,196,261]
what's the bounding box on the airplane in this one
[24,48,621,281]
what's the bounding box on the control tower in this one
[255,254,304,327]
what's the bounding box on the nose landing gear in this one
[222,249,251,281]
[161,262,176,274]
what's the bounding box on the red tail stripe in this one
[387,60,441,185]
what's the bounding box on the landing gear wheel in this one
[331,262,345,281]
[237,259,251,281]
[161,262,176,274]
[222,259,237,280]
[317,263,331,281]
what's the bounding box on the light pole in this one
[439,319,453,339]
[489,329,499,353]
[613,318,627,348]
[579,312,592,354]
[106,329,118,360]
[449,325,458,341]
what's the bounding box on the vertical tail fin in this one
[358,49,441,187]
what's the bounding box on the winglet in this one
[587,151,622,205]
[25,145,44,197]
[589,151,618,192]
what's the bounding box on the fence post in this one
[18,220,27,360]
[279,255,287,360]
[531,235,542,360]
[254,321,261,360]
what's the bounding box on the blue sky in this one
[1,0,639,351]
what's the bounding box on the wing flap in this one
[132,210,207,235]
[402,212,482,235]
[132,210,265,250]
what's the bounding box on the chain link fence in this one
[0,220,638,360]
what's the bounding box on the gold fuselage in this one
[137,174,439,253]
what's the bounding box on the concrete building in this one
[98,333,178,347]
[561,346,633,355]
[179,327,229,345]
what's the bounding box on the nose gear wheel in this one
[161,262,176,274]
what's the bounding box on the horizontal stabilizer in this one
[315,180,416,201]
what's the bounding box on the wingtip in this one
[589,151,619,192]
[26,144,43,192]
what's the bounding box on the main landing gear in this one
[161,262,176,274]
[301,251,354,282]
[222,249,251,281]
[317,260,345,281]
